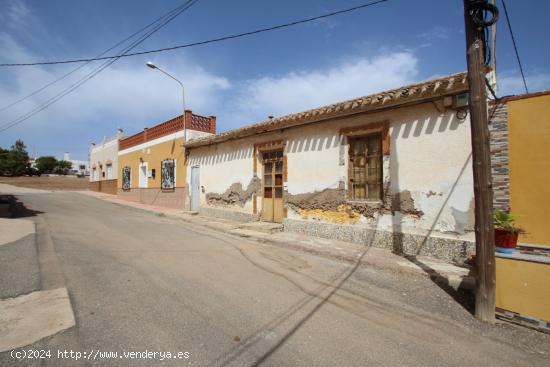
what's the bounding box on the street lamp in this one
[146,62,187,142]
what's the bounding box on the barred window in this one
[161,159,175,190]
[349,134,382,200]
[122,166,131,191]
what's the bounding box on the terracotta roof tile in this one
[186,71,468,148]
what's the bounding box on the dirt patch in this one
[286,188,423,219]
[390,190,424,217]
[285,189,346,211]
[206,177,261,207]
[286,188,381,218]
[0,176,89,191]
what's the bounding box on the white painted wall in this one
[187,101,474,236]
[90,137,119,181]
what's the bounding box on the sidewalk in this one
[80,190,475,290]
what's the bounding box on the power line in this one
[0,0,389,67]
[500,0,528,94]
[0,1,196,112]
[0,0,199,133]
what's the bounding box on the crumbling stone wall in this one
[205,177,261,207]
[284,187,424,224]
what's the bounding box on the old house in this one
[89,129,124,194]
[117,111,216,208]
[185,72,476,262]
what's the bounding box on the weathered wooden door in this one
[262,150,284,223]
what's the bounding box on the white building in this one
[89,129,124,194]
[185,72,475,262]
[63,152,90,176]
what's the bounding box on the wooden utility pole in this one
[463,0,496,323]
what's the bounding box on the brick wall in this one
[89,179,118,195]
[489,101,510,211]
[119,111,216,151]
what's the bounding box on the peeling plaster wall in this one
[187,102,475,238]
[186,139,259,213]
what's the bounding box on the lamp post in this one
[146,62,187,142]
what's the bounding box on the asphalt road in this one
[2,191,549,366]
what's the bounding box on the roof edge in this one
[185,71,468,149]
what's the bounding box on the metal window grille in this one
[122,166,131,191]
[161,160,175,190]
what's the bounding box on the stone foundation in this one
[283,218,474,263]
[199,206,259,223]
[116,187,188,209]
[89,179,117,195]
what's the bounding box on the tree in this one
[35,156,58,174]
[0,140,30,176]
[54,160,72,175]
[0,146,9,176]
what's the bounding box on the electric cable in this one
[0,0,389,67]
[0,0,199,133]
[0,1,195,112]
[500,0,528,94]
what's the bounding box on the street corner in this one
[0,287,75,352]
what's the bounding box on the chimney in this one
[116,128,124,138]
[184,110,193,130]
[143,127,148,142]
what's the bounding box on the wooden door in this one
[262,150,284,223]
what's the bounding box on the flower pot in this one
[495,228,519,254]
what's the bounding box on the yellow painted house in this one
[117,110,216,209]
[490,90,550,330]
[507,91,550,246]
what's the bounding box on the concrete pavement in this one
[0,187,548,366]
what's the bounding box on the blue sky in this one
[0,0,549,160]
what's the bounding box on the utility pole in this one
[463,0,497,323]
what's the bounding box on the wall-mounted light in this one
[139,157,144,163]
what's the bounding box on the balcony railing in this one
[119,111,216,151]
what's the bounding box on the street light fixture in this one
[145,62,187,142]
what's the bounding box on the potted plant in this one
[494,210,524,254]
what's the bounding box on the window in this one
[122,166,131,191]
[349,134,382,200]
[161,159,175,190]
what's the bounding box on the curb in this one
[79,192,476,291]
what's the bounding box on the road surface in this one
[1,189,548,366]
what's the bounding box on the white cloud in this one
[0,25,419,160]
[0,34,230,159]
[0,0,31,28]
[223,52,418,127]
[497,71,550,96]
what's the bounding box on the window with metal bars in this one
[161,159,175,190]
[122,166,131,191]
[348,134,383,200]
